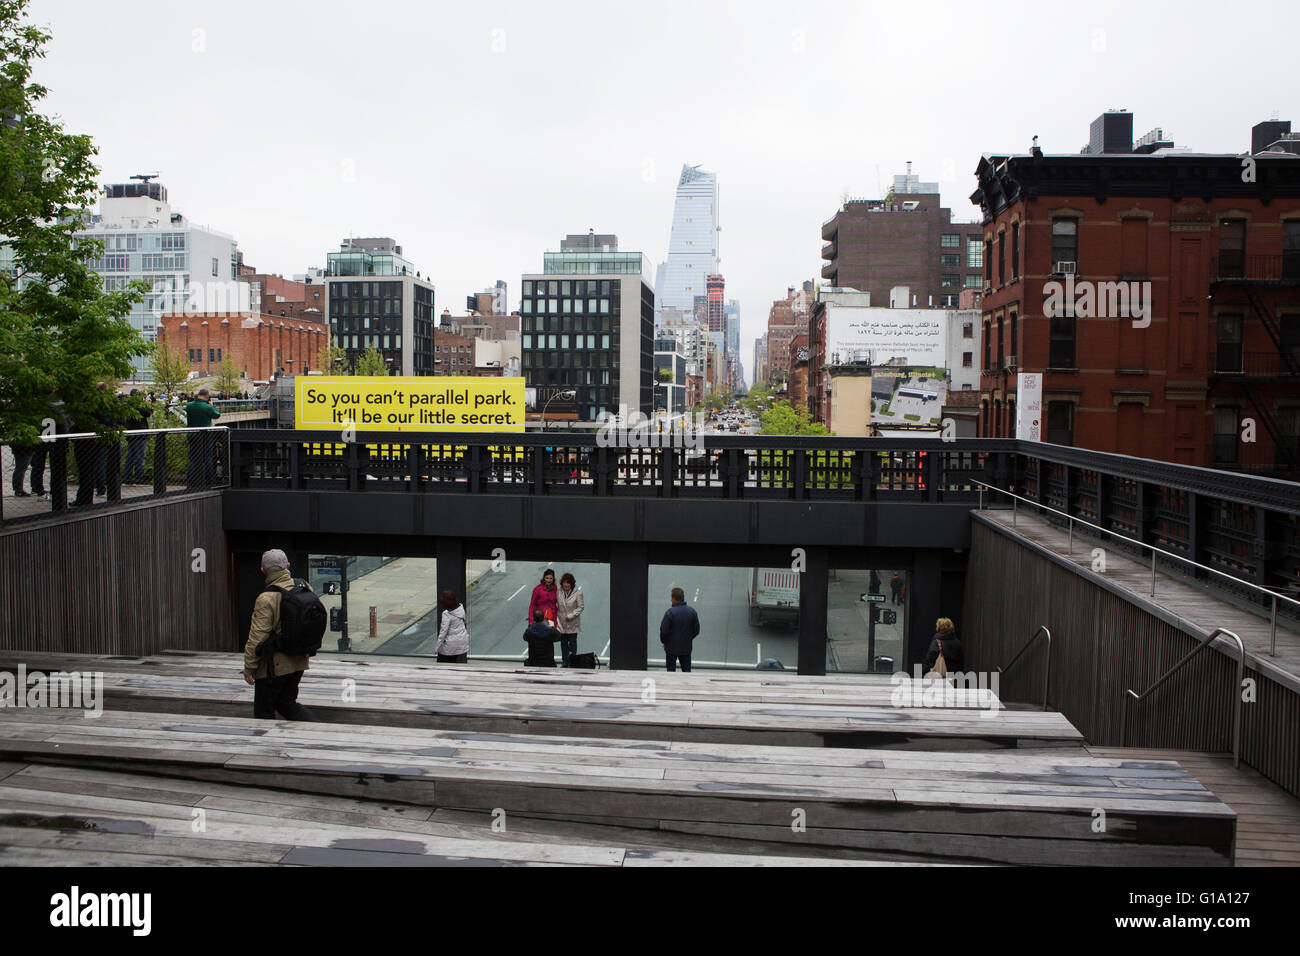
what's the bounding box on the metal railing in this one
[995,625,1052,711]
[1121,628,1245,768]
[1,426,230,526]
[974,481,1300,656]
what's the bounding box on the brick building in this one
[970,117,1300,477]
[157,311,328,381]
[787,333,809,409]
[821,166,984,308]
[766,282,813,385]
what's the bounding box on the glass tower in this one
[655,164,719,319]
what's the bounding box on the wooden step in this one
[0,709,1235,866]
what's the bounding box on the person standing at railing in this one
[123,389,150,484]
[555,572,584,667]
[184,388,221,488]
[659,587,700,672]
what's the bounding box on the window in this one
[941,254,960,268]
[523,281,533,295]
[1216,314,1243,372]
[211,257,219,277]
[1050,314,1075,368]
[968,237,983,269]
[962,352,972,368]
[1213,406,1239,463]
[1010,312,1018,360]
[996,316,1004,366]
[997,232,1005,284]
[208,348,215,363]
[1011,222,1020,279]
[962,322,973,339]
[984,239,992,282]
[1219,218,1246,278]
[941,234,960,248]
[1052,219,1078,270]
[941,274,959,288]
[982,322,990,369]
[1047,401,1074,446]
[964,275,983,289]
[1285,222,1300,280]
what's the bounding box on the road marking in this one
[508,584,526,601]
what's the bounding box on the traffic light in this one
[883,610,897,626]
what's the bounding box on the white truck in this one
[749,567,800,627]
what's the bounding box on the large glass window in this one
[941,254,960,268]
[1050,314,1075,368]
[1213,406,1239,463]
[968,237,983,269]
[1012,222,1020,279]
[941,234,959,248]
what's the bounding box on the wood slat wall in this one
[963,521,1300,798]
[0,495,234,656]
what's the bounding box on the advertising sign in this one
[1016,373,1043,441]
[825,305,947,366]
[295,377,526,432]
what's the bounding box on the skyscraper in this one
[655,164,720,319]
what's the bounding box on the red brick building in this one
[971,130,1300,477]
[788,333,809,409]
[766,283,812,385]
[157,311,329,381]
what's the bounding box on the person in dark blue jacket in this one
[659,587,700,672]
[522,609,561,667]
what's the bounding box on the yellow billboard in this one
[295,376,525,432]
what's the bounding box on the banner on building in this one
[1016,373,1042,441]
[295,376,526,432]
[825,305,947,366]
[870,366,948,428]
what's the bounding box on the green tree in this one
[760,399,828,436]
[354,346,389,376]
[215,357,241,396]
[0,0,149,443]
[149,340,191,398]
[315,335,347,375]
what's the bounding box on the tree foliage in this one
[315,335,347,375]
[215,357,241,396]
[354,346,389,376]
[148,340,190,398]
[760,399,828,436]
[0,0,149,443]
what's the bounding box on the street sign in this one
[315,568,341,576]
[310,557,338,569]
[860,593,886,603]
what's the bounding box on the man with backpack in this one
[242,549,325,720]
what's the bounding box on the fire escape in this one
[1209,253,1300,475]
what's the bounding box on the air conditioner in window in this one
[1055,261,1076,275]
[1004,355,1018,372]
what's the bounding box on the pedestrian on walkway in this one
[923,617,964,676]
[185,388,221,488]
[890,573,903,606]
[435,590,470,663]
[522,609,561,667]
[123,389,150,484]
[527,567,558,626]
[659,587,700,672]
[8,437,41,498]
[555,572,584,666]
[243,549,318,720]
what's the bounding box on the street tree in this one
[0,0,150,443]
[760,399,828,436]
[354,345,389,376]
[148,340,191,398]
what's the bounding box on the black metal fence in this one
[1,427,230,526]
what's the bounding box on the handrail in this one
[995,625,1051,711]
[1120,628,1245,769]
[974,480,1300,657]
[34,425,230,440]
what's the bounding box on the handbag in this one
[569,652,599,669]
[924,639,948,679]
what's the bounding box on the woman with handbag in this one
[923,617,963,677]
[555,572,584,667]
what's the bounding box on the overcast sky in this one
[27,0,1299,384]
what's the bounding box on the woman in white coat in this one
[435,589,470,663]
[555,572,584,666]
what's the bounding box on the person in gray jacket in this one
[555,572,584,666]
[435,590,469,663]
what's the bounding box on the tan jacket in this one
[243,568,313,679]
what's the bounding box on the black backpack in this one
[260,578,327,659]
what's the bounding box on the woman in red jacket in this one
[527,568,559,626]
